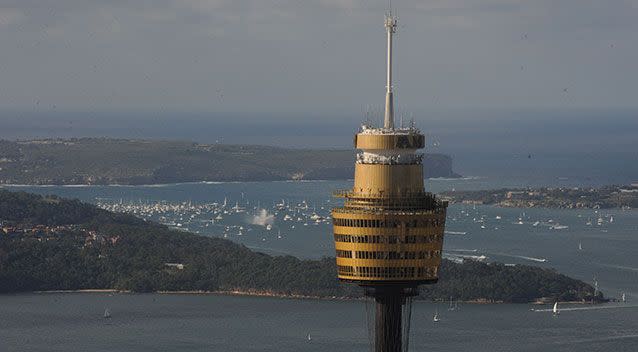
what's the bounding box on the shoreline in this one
[0,176,471,188]
[18,289,603,305]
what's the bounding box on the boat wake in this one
[533,304,638,313]
[486,252,547,263]
[594,262,638,272]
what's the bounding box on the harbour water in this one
[2,177,638,351]
[2,293,638,352]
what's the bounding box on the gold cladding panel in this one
[353,164,423,195]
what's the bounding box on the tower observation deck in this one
[331,11,448,352]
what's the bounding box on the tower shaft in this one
[374,290,403,352]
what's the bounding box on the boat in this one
[532,221,540,227]
[550,224,569,230]
[552,302,559,316]
[610,215,614,223]
[433,310,440,322]
[578,242,583,251]
[232,202,246,213]
[266,224,273,231]
[307,332,312,341]
[622,292,626,303]
[104,308,111,319]
[495,215,502,220]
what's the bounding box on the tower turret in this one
[331,11,448,352]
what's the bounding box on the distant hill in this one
[0,190,602,303]
[0,138,459,185]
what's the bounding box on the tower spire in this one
[383,12,397,129]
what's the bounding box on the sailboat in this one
[104,308,111,319]
[433,309,440,322]
[306,332,312,341]
[578,242,583,251]
[552,302,559,316]
[622,292,626,303]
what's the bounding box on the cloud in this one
[0,0,636,111]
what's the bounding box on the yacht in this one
[433,310,440,322]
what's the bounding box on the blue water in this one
[1,293,638,352]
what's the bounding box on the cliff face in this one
[0,139,459,185]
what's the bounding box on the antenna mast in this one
[383,11,397,129]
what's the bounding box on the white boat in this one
[232,202,246,213]
[283,214,293,221]
[444,231,467,236]
[610,215,614,223]
[532,221,540,227]
[550,224,569,230]
[433,310,440,322]
[622,292,626,303]
[307,332,312,341]
[495,215,502,220]
[266,224,273,231]
[578,242,583,251]
[104,308,111,319]
[552,302,559,316]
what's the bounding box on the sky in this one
[1,0,637,116]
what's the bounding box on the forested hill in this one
[0,138,459,185]
[0,190,602,303]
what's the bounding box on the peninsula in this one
[441,185,638,209]
[0,138,459,185]
[0,190,602,303]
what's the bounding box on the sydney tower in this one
[331,11,448,352]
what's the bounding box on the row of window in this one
[335,250,353,258]
[336,250,442,260]
[337,265,438,278]
[334,234,443,244]
[333,218,444,228]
